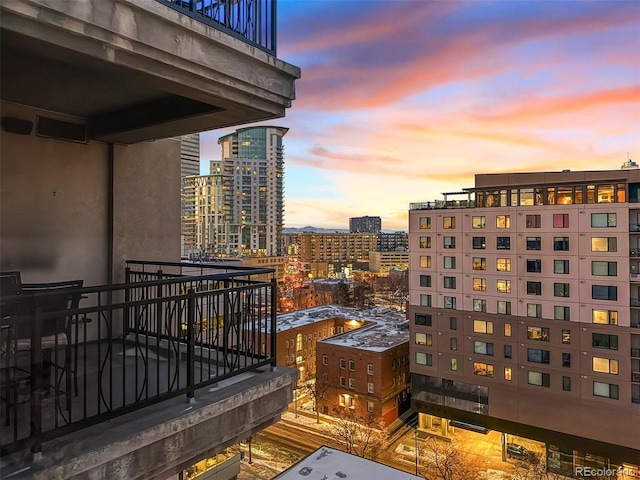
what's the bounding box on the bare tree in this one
[300,376,332,424]
[420,437,486,480]
[322,408,388,460]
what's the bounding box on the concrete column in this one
[441,418,449,437]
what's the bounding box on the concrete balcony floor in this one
[1,341,297,479]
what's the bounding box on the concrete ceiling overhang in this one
[0,0,300,144]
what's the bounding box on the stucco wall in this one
[0,102,109,286]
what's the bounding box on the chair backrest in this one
[17,280,84,337]
[0,271,22,297]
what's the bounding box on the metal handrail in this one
[0,263,277,456]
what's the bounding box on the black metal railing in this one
[0,261,277,456]
[157,0,276,55]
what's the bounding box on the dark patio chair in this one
[1,271,22,423]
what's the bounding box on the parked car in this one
[506,443,530,460]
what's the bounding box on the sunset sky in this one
[200,0,640,231]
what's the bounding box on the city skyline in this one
[201,0,640,231]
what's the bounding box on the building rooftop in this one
[273,446,420,480]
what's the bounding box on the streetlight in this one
[414,427,419,475]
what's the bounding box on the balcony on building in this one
[1,0,300,478]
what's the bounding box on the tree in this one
[335,281,353,307]
[299,375,332,424]
[322,408,388,460]
[420,437,486,480]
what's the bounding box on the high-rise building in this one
[377,231,409,252]
[215,126,287,257]
[349,216,382,234]
[409,168,640,474]
[180,133,200,179]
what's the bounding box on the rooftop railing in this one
[0,261,276,456]
[157,0,277,55]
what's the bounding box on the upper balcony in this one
[0,261,296,478]
[0,0,300,144]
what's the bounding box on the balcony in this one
[632,348,640,358]
[1,0,300,144]
[0,261,296,478]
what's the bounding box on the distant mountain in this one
[283,226,349,233]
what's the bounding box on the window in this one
[322,355,328,365]
[497,279,511,293]
[473,257,486,270]
[416,352,432,366]
[496,215,511,229]
[593,382,618,399]
[563,376,571,391]
[527,259,542,273]
[591,213,616,228]
[591,261,617,276]
[527,326,549,341]
[593,357,619,374]
[419,217,431,229]
[554,306,570,320]
[592,333,618,350]
[592,309,617,325]
[420,256,432,268]
[449,317,457,330]
[591,237,617,252]
[473,299,486,312]
[420,294,432,307]
[528,371,550,387]
[562,330,571,344]
[367,401,375,413]
[497,301,511,315]
[526,214,541,228]
[504,323,512,337]
[368,383,374,394]
[297,334,302,350]
[527,303,542,318]
[473,278,486,291]
[496,258,511,272]
[349,378,355,389]
[348,360,355,371]
[472,216,486,229]
[473,362,494,377]
[419,236,432,248]
[554,237,569,251]
[419,275,432,287]
[444,296,457,309]
[451,358,458,371]
[443,276,457,289]
[592,285,617,301]
[415,313,432,326]
[554,260,570,274]
[554,283,570,297]
[450,337,458,350]
[553,214,569,228]
[474,320,493,334]
[472,237,486,249]
[474,341,494,356]
[340,376,346,387]
[504,345,512,359]
[443,217,456,229]
[562,353,571,368]
[367,363,374,375]
[415,332,432,346]
[526,237,541,250]
[504,367,512,381]
[527,281,542,295]
[340,358,346,369]
[443,256,456,269]
[496,236,511,250]
[443,236,456,249]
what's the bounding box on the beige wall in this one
[1,101,181,287]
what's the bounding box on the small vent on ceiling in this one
[37,116,86,143]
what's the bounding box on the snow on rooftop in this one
[274,446,420,480]
[268,305,408,352]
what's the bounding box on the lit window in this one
[504,323,512,337]
[497,258,511,272]
[527,326,549,341]
[443,217,456,229]
[496,215,511,229]
[419,217,431,229]
[472,216,486,229]
[420,256,432,268]
[504,367,512,381]
[451,358,458,371]
[415,332,432,346]
[473,362,494,377]
[473,278,486,291]
[591,237,617,252]
[473,320,493,334]
[562,330,571,344]
[472,257,486,270]
[593,357,619,374]
[497,279,511,293]
[592,309,617,325]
